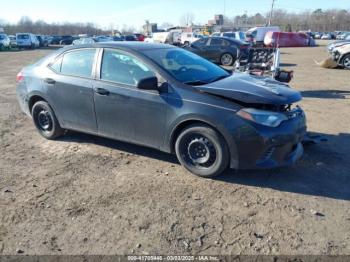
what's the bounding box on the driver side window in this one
[101,49,155,86]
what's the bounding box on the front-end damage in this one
[197,73,308,169]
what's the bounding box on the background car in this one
[8,35,17,48]
[134,33,145,41]
[327,40,350,53]
[94,35,113,42]
[321,33,332,40]
[16,33,40,49]
[0,33,11,50]
[332,43,350,69]
[314,32,323,39]
[112,35,124,41]
[72,37,97,45]
[50,35,62,44]
[59,35,75,45]
[124,35,138,41]
[185,36,250,66]
[264,32,313,47]
[212,31,246,41]
[36,35,49,47]
[180,32,203,46]
[245,26,280,45]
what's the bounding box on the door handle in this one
[44,78,56,84]
[94,87,110,96]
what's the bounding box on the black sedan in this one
[16,42,306,178]
[36,35,49,47]
[185,36,250,66]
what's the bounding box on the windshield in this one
[17,34,29,40]
[143,48,230,85]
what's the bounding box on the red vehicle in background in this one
[134,33,145,41]
[264,32,314,47]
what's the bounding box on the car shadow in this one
[301,89,350,99]
[58,131,179,164]
[58,131,350,201]
[218,132,350,201]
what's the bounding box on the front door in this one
[93,48,167,148]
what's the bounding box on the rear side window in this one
[223,33,234,38]
[210,38,223,46]
[192,38,207,47]
[60,49,96,78]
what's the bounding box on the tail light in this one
[16,72,24,83]
[240,45,249,49]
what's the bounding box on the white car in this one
[16,33,40,49]
[246,26,280,44]
[321,34,331,40]
[152,31,182,46]
[180,32,203,45]
[0,33,11,50]
[211,31,246,41]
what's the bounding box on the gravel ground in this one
[0,41,349,255]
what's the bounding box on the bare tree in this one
[180,13,195,27]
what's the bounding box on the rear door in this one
[46,48,98,132]
[93,48,167,148]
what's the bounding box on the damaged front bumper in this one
[233,108,307,169]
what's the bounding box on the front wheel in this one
[175,124,229,178]
[220,53,235,66]
[31,101,64,139]
[342,54,350,69]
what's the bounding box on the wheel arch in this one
[168,117,239,169]
[28,95,48,114]
[340,52,350,67]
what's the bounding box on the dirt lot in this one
[0,41,349,255]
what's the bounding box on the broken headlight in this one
[237,108,288,127]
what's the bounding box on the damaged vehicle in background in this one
[16,42,306,178]
[331,43,350,69]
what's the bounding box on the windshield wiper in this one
[184,80,208,86]
[207,74,230,83]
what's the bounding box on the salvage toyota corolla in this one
[16,42,306,178]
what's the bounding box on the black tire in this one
[220,53,234,66]
[31,101,64,140]
[342,54,350,70]
[175,124,229,178]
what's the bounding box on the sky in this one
[1,0,349,29]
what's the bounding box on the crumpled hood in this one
[197,73,302,105]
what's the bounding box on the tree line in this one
[0,16,108,35]
[232,9,350,32]
[1,8,350,36]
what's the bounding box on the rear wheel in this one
[175,124,229,178]
[342,54,350,69]
[220,53,234,66]
[31,101,64,139]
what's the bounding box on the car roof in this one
[209,36,245,43]
[62,42,175,52]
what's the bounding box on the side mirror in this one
[137,76,158,90]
